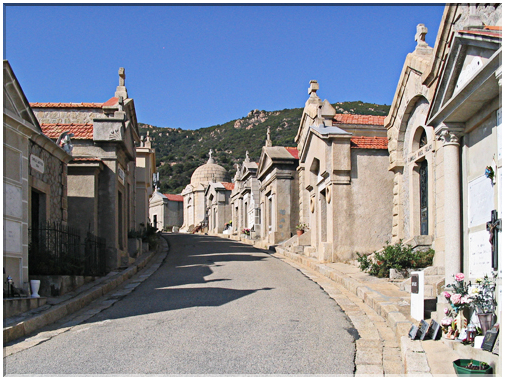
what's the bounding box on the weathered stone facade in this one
[386,4,502,344]
[29,141,68,223]
[149,191,183,231]
[4,61,71,292]
[136,131,156,229]
[181,150,230,232]
[205,182,234,234]
[230,152,260,238]
[31,68,141,270]
[291,81,393,262]
[257,133,300,246]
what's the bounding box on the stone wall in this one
[32,109,103,124]
[29,141,67,223]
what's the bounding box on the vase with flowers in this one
[469,272,497,334]
[442,273,472,339]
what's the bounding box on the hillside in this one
[139,101,390,194]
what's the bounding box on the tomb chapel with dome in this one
[180,149,231,232]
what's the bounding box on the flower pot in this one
[30,280,41,298]
[296,230,304,237]
[453,359,493,376]
[477,313,494,335]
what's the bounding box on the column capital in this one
[435,123,464,146]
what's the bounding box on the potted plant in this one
[296,223,308,236]
[241,228,250,238]
[469,272,497,335]
[453,359,493,375]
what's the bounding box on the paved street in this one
[5,234,357,375]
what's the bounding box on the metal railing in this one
[29,221,107,276]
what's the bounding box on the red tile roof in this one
[164,194,183,202]
[350,136,388,150]
[458,29,502,38]
[333,114,386,126]
[221,182,235,191]
[102,97,118,107]
[71,157,102,162]
[285,147,299,159]
[41,123,94,139]
[30,102,104,108]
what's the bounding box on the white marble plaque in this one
[469,229,492,278]
[4,183,22,218]
[468,175,494,228]
[4,220,22,253]
[30,154,44,173]
[118,167,125,185]
[497,108,502,161]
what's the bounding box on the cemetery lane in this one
[5,233,357,375]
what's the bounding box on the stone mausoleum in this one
[181,150,231,232]
[31,68,141,270]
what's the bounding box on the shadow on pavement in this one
[84,233,274,323]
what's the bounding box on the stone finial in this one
[145,130,152,149]
[234,163,240,180]
[308,80,319,96]
[115,67,128,99]
[265,127,272,147]
[415,24,428,47]
[245,151,250,163]
[208,149,215,164]
[119,67,125,86]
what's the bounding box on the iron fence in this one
[29,221,108,276]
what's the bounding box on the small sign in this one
[408,324,419,340]
[419,320,430,340]
[30,154,44,173]
[411,274,419,294]
[118,166,125,185]
[482,328,498,352]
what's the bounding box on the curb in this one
[274,246,432,376]
[3,238,165,345]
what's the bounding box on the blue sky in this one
[4,4,445,130]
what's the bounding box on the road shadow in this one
[83,234,274,323]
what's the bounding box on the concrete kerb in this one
[273,247,432,376]
[3,238,166,345]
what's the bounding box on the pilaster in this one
[435,123,464,283]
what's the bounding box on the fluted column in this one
[436,124,464,284]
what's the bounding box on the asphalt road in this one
[5,233,357,375]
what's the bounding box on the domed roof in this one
[190,150,230,186]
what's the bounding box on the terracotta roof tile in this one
[285,147,299,159]
[350,136,388,150]
[30,102,104,108]
[102,97,118,107]
[41,123,94,139]
[458,29,502,38]
[333,114,386,126]
[221,182,235,191]
[164,194,183,202]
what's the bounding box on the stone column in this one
[436,124,464,284]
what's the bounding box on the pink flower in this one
[450,294,462,305]
[443,291,451,299]
[461,296,472,304]
[441,317,453,326]
[444,307,449,315]
[455,273,465,282]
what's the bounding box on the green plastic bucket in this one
[453,359,493,376]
